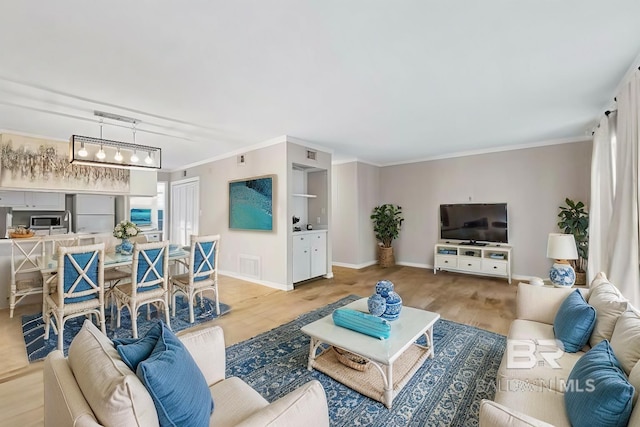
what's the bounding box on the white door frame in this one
[170,177,200,246]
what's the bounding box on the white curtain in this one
[606,70,640,306]
[588,113,616,283]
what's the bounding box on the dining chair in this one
[111,240,171,338]
[44,242,106,350]
[171,234,220,323]
[10,237,45,318]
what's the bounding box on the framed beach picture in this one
[228,175,275,231]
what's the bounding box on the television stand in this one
[433,242,512,284]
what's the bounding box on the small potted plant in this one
[557,198,589,285]
[370,204,404,267]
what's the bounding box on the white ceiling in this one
[1,1,639,171]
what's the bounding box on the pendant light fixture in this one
[69,112,161,169]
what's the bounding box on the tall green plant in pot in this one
[557,198,589,285]
[371,204,404,267]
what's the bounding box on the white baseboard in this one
[332,260,378,269]
[396,261,432,269]
[219,270,291,291]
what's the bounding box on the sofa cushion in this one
[587,277,628,347]
[516,283,580,325]
[67,320,159,427]
[610,310,640,375]
[493,380,570,427]
[137,322,214,427]
[210,376,269,426]
[479,399,556,427]
[113,321,163,371]
[553,289,596,353]
[498,319,584,392]
[565,340,634,427]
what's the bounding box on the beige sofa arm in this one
[516,283,587,324]
[178,325,226,386]
[479,400,555,427]
[235,380,330,427]
[44,350,101,427]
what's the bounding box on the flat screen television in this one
[440,203,508,244]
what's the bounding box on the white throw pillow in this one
[610,310,640,375]
[587,278,628,347]
[67,320,159,427]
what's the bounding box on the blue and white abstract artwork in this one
[229,176,274,231]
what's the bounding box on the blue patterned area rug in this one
[226,295,505,427]
[22,296,230,362]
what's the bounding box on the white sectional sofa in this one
[480,274,640,427]
[44,321,330,427]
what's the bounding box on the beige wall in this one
[332,141,592,278]
[169,143,289,288]
[381,141,592,278]
[331,162,380,267]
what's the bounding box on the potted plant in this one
[370,204,404,267]
[557,198,589,285]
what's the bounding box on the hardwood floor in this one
[0,265,517,426]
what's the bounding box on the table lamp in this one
[546,233,579,287]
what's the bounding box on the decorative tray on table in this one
[10,231,35,238]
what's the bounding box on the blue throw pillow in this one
[137,322,214,427]
[113,322,163,371]
[553,289,596,352]
[565,340,634,427]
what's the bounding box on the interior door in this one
[170,178,199,246]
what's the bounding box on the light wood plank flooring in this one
[0,265,517,426]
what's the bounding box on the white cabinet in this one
[433,243,512,283]
[293,230,327,283]
[0,191,65,211]
[25,192,66,211]
[0,191,26,208]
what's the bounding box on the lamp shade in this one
[546,233,578,260]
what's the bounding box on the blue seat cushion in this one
[136,322,214,426]
[565,340,634,427]
[553,289,596,352]
[113,321,163,371]
[63,252,100,303]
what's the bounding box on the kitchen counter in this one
[292,229,328,236]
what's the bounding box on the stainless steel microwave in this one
[30,215,62,229]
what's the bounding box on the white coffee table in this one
[301,298,440,408]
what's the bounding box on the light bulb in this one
[114,149,123,162]
[96,145,106,160]
[78,142,88,157]
[144,152,153,165]
[130,151,139,163]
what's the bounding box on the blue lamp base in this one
[549,262,576,288]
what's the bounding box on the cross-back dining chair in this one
[10,237,45,318]
[111,240,170,338]
[44,242,106,350]
[171,234,220,323]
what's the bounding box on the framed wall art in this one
[229,175,275,231]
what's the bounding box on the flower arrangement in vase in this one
[113,220,141,255]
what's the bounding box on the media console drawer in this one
[458,257,481,271]
[435,255,457,268]
[482,260,507,275]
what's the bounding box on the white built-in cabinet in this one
[293,230,327,283]
[0,191,65,211]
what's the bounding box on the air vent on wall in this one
[306,150,317,161]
